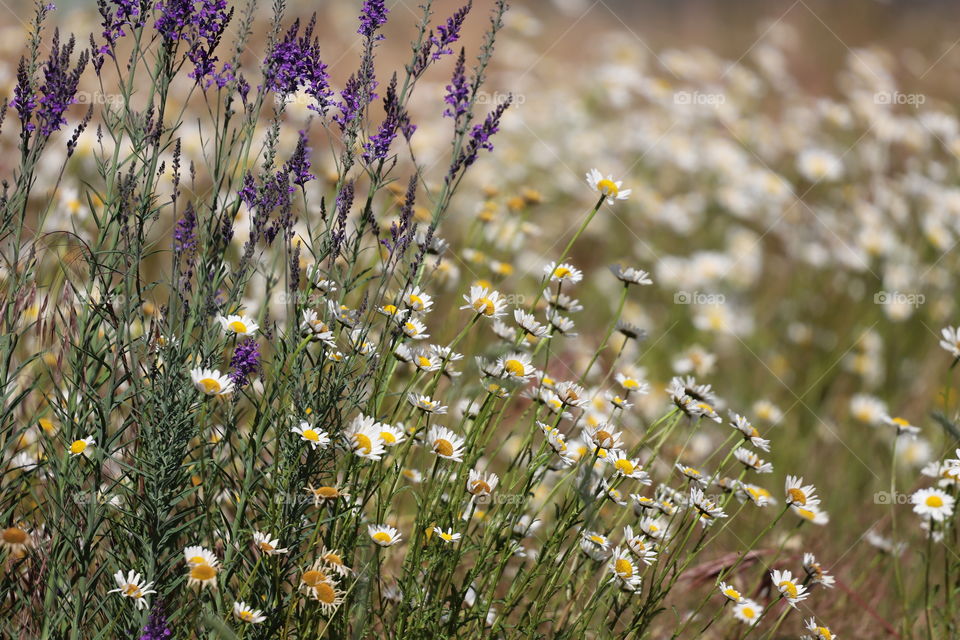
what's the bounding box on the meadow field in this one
[2,0,960,637]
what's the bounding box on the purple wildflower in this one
[357,0,389,40]
[285,130,314,187]
[173,204,197,255]
[363,74,406,162]
[431,2,471,60]
[443,48,469,120]
[451,96,511,176]
[229,338,260,386]
[97,0,148,58]
[333,73,364,132]
[263,16,333,115]
[139,602,172,640]
[35,30,89,138]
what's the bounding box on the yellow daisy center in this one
[302,569,329,587]
[622,378,639,389]
[589,535,606,545]
[408,294,424,308]
[474,298,495,316]
[724,587,741,600]
[382,304,398,315]
[787,488,807,505]
[322,552,343,565]
[404,322,418,334]
[615,459,635,475]
[439,532,454,542]
[597,178,619,196]
[434,438,454,457]
[417,356,432,368]
[302,429,319,442]
[69,440,88,455]
[778,580,798,598]
[354,433,373,454]
[315,582,336,604]
[741,606,756,619]
[471,480,491,495]
[372,531,393,544]
[553,266,571,278]
[504,359,525,376]
[380,430,397,445]
[190,564,217,581]
[614,558,633,578]
[122,584,142,597]
[228,320,248,333]
[926,495,945,508]
[313,486,339,500]
[239,611,254,622]
[199,378,221,393]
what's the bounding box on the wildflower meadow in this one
[3,0,960,637]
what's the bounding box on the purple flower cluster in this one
[412,2,472,77]
[451,97,511,175]
[263,16,333,115]
[443,49,469,119]
[285,130,314,187]
[172,204,198,255]
[363,75,408,162]
[154,0,234,88]
[357,0,389,40]
[97,0,148,59]
[239,169,295,246]
[33,30,89,137]
[229,338,260,386]
[139,602,172,640]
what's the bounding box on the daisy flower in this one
[190,368,234,396]
[734,448,773,473]
[732,598,762,626]
[217,314,259,337]
[412,350,442,372]
[797,148,842,182]
[308,579,345,613]
[377,422,406,447]
[402,286,434,313]
[719,581,743,603]
[300,309,335,343]
[291,421,331,450]
[689,487,728,525]
[68,436,95,457]
[803,618,837,640]
[311,276,337,296]
[407,393,448,414]
[368,524,402,547]
[770,569,809,607]
[912,487,955,522]
[514,309,548,338]
[306,484,349,506]
[609,264,653,286]
[585,423,624,451]
[253,531,288,555]
[343,414,387,461]
[546,313,577,337]
[638,516,665,539]
[586,168,631,204]
[185,548,219,589]
[467,469,499,498]
[498,352,535,380]
[460,285,508,319]
[622,526,658,565]
[555,381,587,407]
[427,425,465,462]
[544,261,583,284]
[233,601,266,624]
[729,413,770,451]
[792,503,830,525]
[785,475,820,506]
[607,450,650,483]
[938,325,960,358]
[884,415,920,438]
[615,372,649,395]
[108,570,156,609]
[400,317,430,340]
[432,527,462,543]
[802,552,835,588]
[676,464,709,486]
[316,546,352,577]
[608,546,642,586]
[850,393,886,426]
